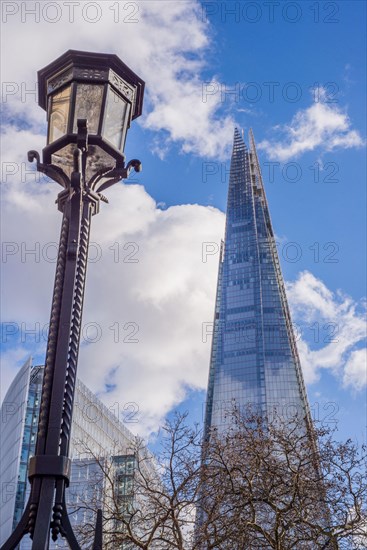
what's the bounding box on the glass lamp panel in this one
[51,144,115,182]
[48,85,71,143]
[73,84,104,135]
[103,87,130,150]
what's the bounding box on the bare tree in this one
[71,413,203,549]
[69,411,366,549]
[196,409,367,550]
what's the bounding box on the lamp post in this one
[1,50,144,550]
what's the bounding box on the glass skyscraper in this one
[0,360,140,549]
[204,128,312,435]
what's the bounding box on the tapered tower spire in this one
[203,128,311,435]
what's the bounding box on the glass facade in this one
[204,129,311,435]
[111,455,136,549]
[0,359,32,544]
[0,361,143,549]
[113,454,135,515]
[12,367,42,533]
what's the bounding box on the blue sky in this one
[1,1,366,446]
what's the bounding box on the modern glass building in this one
[0,359,139,549]
[0,358,35,545]
[204,128,312,436]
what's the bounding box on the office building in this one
[203,128,312,436]
[0,359,138,548]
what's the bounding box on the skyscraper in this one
[203,128,312,435]
[0,359,139,549]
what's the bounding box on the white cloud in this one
[0,3,233,434]
[1,165,225,434]
[258,93,364,161]
[0,1,234,432]
[3,160,366,432]
[286,271,367,389]
[343,349,367,392]
[1,0,234,160]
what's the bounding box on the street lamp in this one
[39,49,144,182]
[1,50,144,550]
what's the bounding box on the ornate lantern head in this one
[38,49,144,181]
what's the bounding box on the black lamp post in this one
[1,50,144,550]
